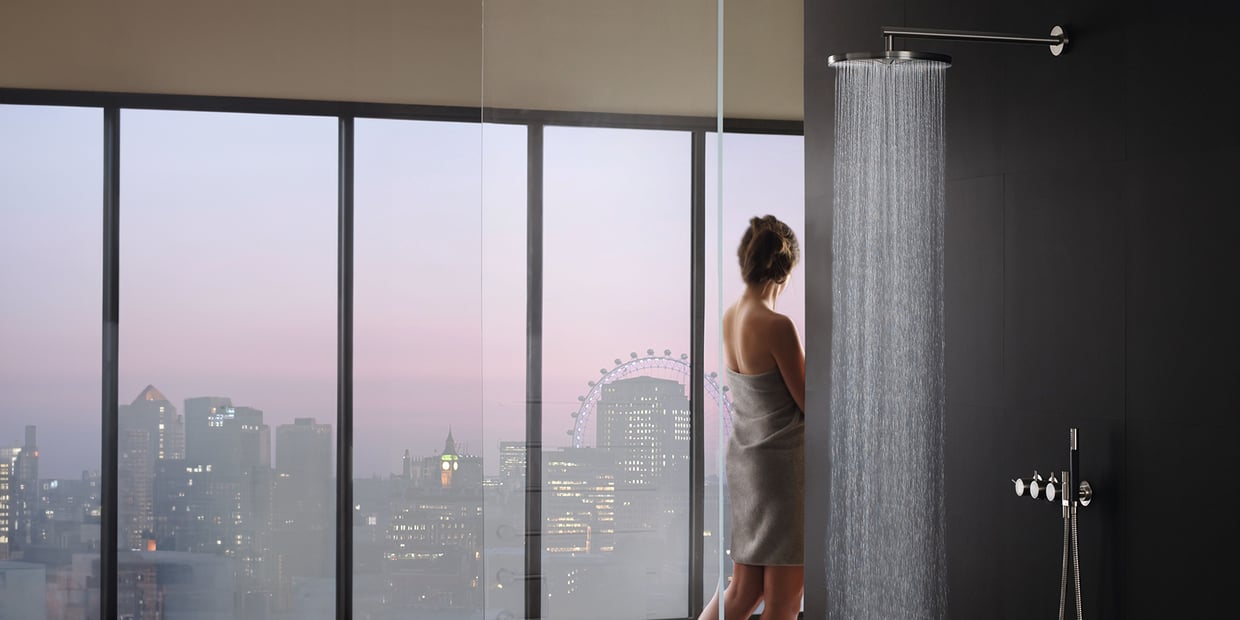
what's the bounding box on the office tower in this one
[595,376,692,486]
[276,418,331,483]
[11,426,39,549]
[183,396,233,465]
[117,425,154,550]
[0,453,11,560]
[118,386,183,551]
[185,397,270,475]
[121,385,185,460]
[273,418,332,581]
[499,441,526,482]
[542,447,616,555]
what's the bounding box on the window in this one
[119,110,337,619]
[542,126,692,619]
[0,104,102,620]
[352,119,527,619]
[0,89,801,620]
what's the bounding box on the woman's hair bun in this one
[737,215,799,286]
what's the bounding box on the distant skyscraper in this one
[500,441,526,480]
[121,386,185,460]
[595,376,692,487]
[11,426,40,549]
[542,448,616,554]
[276,418,331,481]
[183,396,233,465]
[0,452,12,560]
[117,386,183,551]
[117,425,154,550]
[185,397,271,477]
[274,418,332,580]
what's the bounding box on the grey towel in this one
[726,368,805,566]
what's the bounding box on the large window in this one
[0,104,102,620]
[118,110,338,619]
[542,126,693,619]
[352,119,528,619]
[0,90,801,620]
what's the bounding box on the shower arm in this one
[882,25,1069,56]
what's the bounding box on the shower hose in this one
[1057,506,1084,620]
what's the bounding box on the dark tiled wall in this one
[804,1,1239,618]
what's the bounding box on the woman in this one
[700,215,805,620]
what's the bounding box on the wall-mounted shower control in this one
[1009,428,1093,620]
[1012,471,1045,498]
[1044,472,1061,503]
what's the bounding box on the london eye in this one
[567,348,733,449]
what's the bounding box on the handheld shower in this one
[1010,428,1093,620]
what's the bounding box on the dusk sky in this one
[1,103,803,480]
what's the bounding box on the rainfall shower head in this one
[829,25,1068,67]
[827,50,952,67]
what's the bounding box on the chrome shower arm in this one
[881,25,1068,56]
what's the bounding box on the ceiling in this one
[0,0,802,120]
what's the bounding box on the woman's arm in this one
[769,314,806,413]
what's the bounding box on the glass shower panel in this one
[482,2,718,619]
[704,131,806,610]
[353,118,487,620]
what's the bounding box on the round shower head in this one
[827,50,952,67]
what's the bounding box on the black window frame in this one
[0,87,802,620]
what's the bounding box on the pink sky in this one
[1,105,803,479]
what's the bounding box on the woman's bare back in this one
[723,297,806,412]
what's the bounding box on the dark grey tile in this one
[1124,150,1240,423]
[1003,167,1125,419]
[945,175,1004,409]
[1123,20,1240,158]
[944,405,1002,619]
[998,16,1127,174]
[1124,417,1240,618]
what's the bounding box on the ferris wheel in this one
[568,348,734,449]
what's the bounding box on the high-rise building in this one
[183,396,233,465]
[11,426,39,549]
[0,454,11,560]
[121,386,185,460]
[499,441,526,482]
[542,447,616,555]
[117,425,154,550]
[273,418,332,581]
[276,417,331,482]
[118,386,183,551]
[185,397,269,475]
[595,376,692,487]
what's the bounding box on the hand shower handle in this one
[1068,429,1080,504]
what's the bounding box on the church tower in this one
[439,427,459,489]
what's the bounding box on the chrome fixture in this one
[828,24,1069,66]
[1011,428,1093,620]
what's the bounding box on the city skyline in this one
[1,372,733,618]
[2,106,805,483]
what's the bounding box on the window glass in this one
[119,109,337,619]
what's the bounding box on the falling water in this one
[828,59,948,620]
